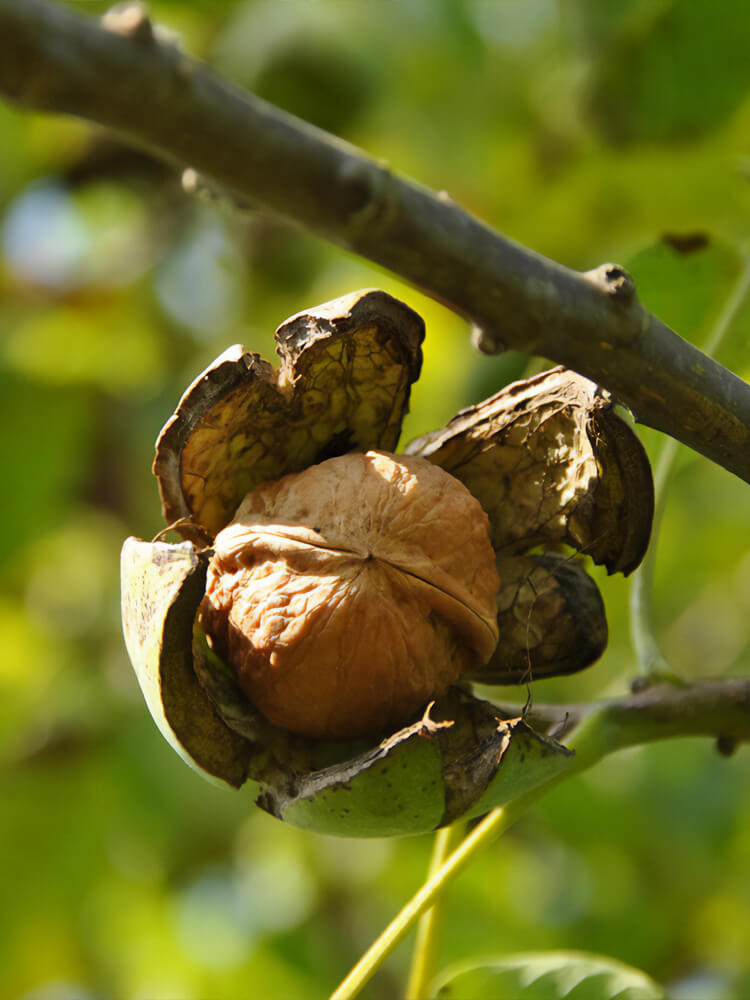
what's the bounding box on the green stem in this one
[328,800,541,1000]
[630,256,750,677]
[405,822,467,1000]
[629,434,682,678]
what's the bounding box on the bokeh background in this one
[2,1,750,998]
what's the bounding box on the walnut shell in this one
[122,291,655,836]
[200,450,500,739]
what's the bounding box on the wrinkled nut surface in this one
[120,291,656,836]
[200,450,500,739]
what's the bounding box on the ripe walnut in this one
[122,291,653,835]
[200,450,500,739]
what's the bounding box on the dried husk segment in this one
[406,366,653,575]
[482,552,608,684]
[407,366,653,683]
[154,289,424,538]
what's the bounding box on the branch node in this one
[338,157,394,232]
[181,167,218,200]
[470,323,506,356]
[101,2,153,43]
[181,168,255,213]
[586,262,636,302]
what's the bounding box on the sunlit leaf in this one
[433,951,666,1000]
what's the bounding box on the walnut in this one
[200,450,500,739]
[121,290,654,837]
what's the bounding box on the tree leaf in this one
[432,950,666,1000]
[587,0,750,144]
[625,236,743,348]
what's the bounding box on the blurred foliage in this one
[1,1,749,998]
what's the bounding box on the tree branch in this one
[495,678,750,757]
[2,0,750,481]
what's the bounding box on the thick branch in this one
[2,0,750,481]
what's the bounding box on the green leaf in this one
[625,236,743,346]
[587,0,750,144]
[432,951,666,1000]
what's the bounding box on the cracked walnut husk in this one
[121,289,654,836]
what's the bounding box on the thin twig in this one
[405,822,466,1000]
[329,678,750,998]
[493,679,750,750]
[329,805,528,1000]
[630,257,750,675]
[1,0,750,481]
